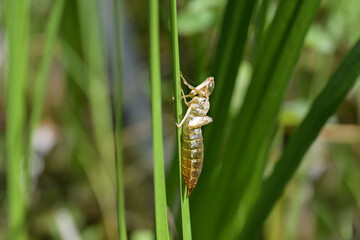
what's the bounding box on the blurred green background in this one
[0,0,360,239]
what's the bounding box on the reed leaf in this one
[239,36,360,240]
[149,0,170,238]
[77,0,116,181]
[113,0,127,239]
[192,0,321,239]
[195,0,258,195]
[5,0,29,239]
[191,0,258,236]
[168,0,192,239]
[27,0,65,190]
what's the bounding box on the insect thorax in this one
[190,97,210,116]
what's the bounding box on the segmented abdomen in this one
[182,124,203,197]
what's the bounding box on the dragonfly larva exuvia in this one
[176,72,214,197]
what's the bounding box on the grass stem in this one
[5,0,29,239]
[168,0,192,239]
[113,0,128,239]
[149,0,170,238]
[27,0,65,192]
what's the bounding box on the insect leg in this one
[180,71,196,90]
[181,88,192,106]
[176,106,192,128]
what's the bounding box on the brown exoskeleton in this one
[176,72,215,197]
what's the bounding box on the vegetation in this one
[1,0,359,239]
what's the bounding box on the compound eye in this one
[207,82,214,94]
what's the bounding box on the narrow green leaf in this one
[76,1,118,238]
[251,0,270,62]
[64,111,118,240]
[59,41,88,92]
[59,0,86,92]
[113,0,127,239]
[218,128,273,240]
[169,0,192,239]
[196,0,258,190]
[165,154,179,208]
[5,0,29,239]
[191,0,258,236]
[220,0,321,233]
[193,0,321,239]
[149,0,170,238]
[27,0,65,189]
[239,37,360,240]
[77,0,116,181]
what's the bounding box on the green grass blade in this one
[191,0,258,236]
[113,0,127,239]
[77,0,116,183]
[29,0,64,134]
[75,1,118,238]
[165,153,179,208]
[251,0,270,62]
[59,41,88,92]
[197,0,258,188]
[218,0,321,234]
[59,0,86,90]
[27,0,65,188]
[193,0,321,239]
[60,39,119,239]
[218,129,273,239]
[5,0,29,239]
[63,109,118,240]
[149,0,170,238]
[209,0,257,115]
[239,37,360,240]
[168,0,192,238]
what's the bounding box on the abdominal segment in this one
[182,126,204,197]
